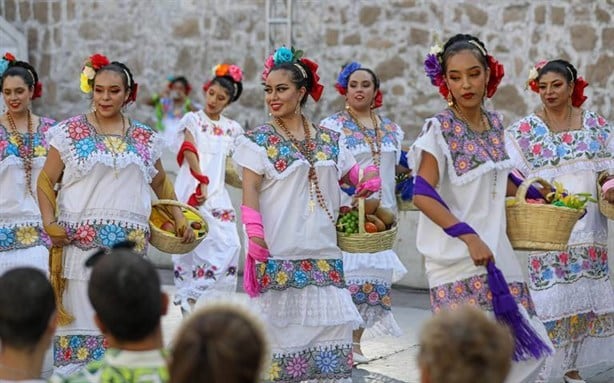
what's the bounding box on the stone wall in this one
[1,0,612,141]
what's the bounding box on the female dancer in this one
[173,63,244,312]
[320,62,407,362]
[506,59,613,383]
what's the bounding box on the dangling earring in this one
[294,103,301,115]
[447,93,454,107]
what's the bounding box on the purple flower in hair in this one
[336,61,362,90]
[424,53,444,86]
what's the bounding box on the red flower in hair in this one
[438,82,450,99]
[3,52,15,62]
[486,55,504,98]
[89,54,109,70]
[126,82,138,104]
[299,58,324,102]
[372,89,383,109]
[202,80,212,93]
[571,76,588,107]
[32,82,43,99]
[334,83,347,96]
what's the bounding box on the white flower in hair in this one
[83,66,96,80]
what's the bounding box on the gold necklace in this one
[542,105,572,132]
[94,112,127,178]
[274,115,335,224]
[6,110,34,196]
[452,104,490,133]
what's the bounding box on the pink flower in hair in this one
[228,65,243,82]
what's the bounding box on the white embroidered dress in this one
[411,109,553,383]
[0,117,54,274]
[506,111,614,380]
[172,111,242,307]
[47,115,162,374]
[233,123,362,383]
[320,111,407,336]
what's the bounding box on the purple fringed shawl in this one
[413,175,552,361]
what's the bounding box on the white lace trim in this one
[567,228,609,245]
[0,214,43,227]
[58,209,149,227]
[0,155,46,170]
[359,308,403,338]
[420,117,514,186]
[342,250,408,283]
[529,276,614,321]
[257,285,362,328]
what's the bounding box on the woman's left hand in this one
[605,188,614,204]
[172,208,196,243]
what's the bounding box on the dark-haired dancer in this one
[320,62,407,363]
[0,52,55,275]
[506,59,614,383]
[411,34,552,382]
[233,46,380,382]
[173,64,244,313]
[37,53,193,373]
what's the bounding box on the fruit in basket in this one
[364,199,380,215]
[160,221,175,234]
[366,214,386,232]
[337,210,359,234]
[191,221,202,230]
[364,222,378,233]
[375,206,395,227]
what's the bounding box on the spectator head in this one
[0,267,56,351]
[418,305,514,383]
[86,241,167,342]
[169,302,268,383]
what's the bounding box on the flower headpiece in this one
[423,38,505,100]
[1,52,43,100]
[526,60,589,107]
[334,61,383,109]
[202,63,244,102]
[167,75,192,95]
[262,46,324,102]
[80,53,110,94]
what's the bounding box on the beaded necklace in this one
[274,115,336,224]
[6,110,34,196]
[345,106,382,199]
[93,112,127,179]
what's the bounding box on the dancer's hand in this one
[461,234,494,267]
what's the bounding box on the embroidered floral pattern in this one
[54,334,107,367]
[0,224,51,251]
[348,281,392,310]
[211,208,236,222]
[257,258,345,293]
[244,124,340,175]
[430,273,537,316]
[528,245,609,290]
[0,117,54,161]
[544,311,614,348]
[508,111,612,170]
[434,109,509,177]
[326,111,401,152]
[64,222,148,252]
[268,344,352,382]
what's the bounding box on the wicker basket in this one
[396,194,418,211]
[225,155,242,189]
[337,198,398,253]
[597,172,614,219]
[149,199,208,254]
[506,178,584,251]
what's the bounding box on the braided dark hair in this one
[269,60,314,106]
[211,76,243,103]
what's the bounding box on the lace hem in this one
[257,285,362,328]
[0,155,46,169]
[342,249,408,283]
[360,308,403,338]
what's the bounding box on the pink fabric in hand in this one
[241,205,270,297]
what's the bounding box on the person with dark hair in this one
[506,59,614,383]
[320,62,407,363]
[0,52,55,275]
[169,301,268,383]
[0,267,56,382]
[233,46,379,382]
[418,305,514,383]
[36,53,194,373]
[146,75,199,150]
[172,63,244,314]
[411,34,552,382]
[50,242,169,382]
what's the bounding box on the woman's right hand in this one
[45,222,70,247]
[250,236,268,250]
[195,183,208,205]
[461,234,494,267]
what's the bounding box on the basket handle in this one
[515,177,553,205]
[357,168,365,234]
[151,199,206,223]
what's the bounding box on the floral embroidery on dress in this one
[508,111,612,170]
[544,311,614,347]
[348,281,392,310]
[434,109,509,177]
[267,344,352,382]
[211,208,236,222]
[430,273,537,316]
[256,258,345,293]
[325,111,401,152]
[0,117,54,161]
[64,221,148,253]
[244,124,340,174]
[528,245,609,290]
[0,224,51,251]
[54,334,107,367]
